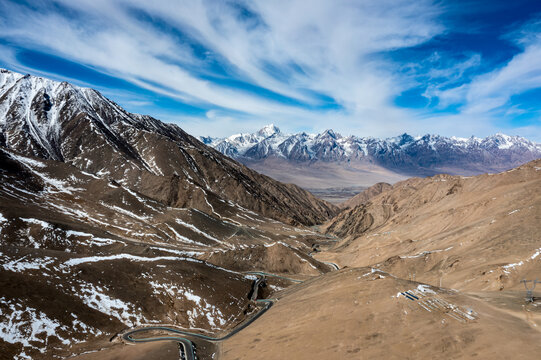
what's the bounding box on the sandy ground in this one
[221,268,541,360]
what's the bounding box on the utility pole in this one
[521,279,539,302]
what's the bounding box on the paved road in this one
[121,272,285,360]
[307,250,340,271]
[249,275,266,301]
[122,333,196,360]
[123,298,273,360]
[323,261,340,271]
[121,269,331,359]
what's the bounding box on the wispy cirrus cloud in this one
[424,18,541,140]
[0,0,540,140]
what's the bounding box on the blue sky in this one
[1,0,540,141]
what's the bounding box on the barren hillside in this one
[0,71,338,359]
[321,159,541,292]
[341,182,392,209]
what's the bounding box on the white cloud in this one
[464,44,541,114]
[1,0,539,141]
[432,19,541,117]
[0,1,306,115]
[0,0,444,134]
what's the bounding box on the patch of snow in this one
[63,253,198,267]
[531,248,541,260]
[175,218,220,243]
[201,189,217,215]
[149,246,202,257]
[65,230,116,247]
[75,284,146,325]
[8,153,80,194]
[294,253,318,270]
[71,314,103,337]
[501,248,541,273]
[0,298,71,355]
[123,187,161,212]
[182,288,227,329]
[7,153,46,168]
[502,261,524,274]
[149,283,228,329]
[1,255,54,273]
[99,202,150,222]
[268,284,285,292]
[20,218,51,229]
[80,170,100,179]
[163,224,198,245]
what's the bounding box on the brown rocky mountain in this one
[322,158,541,292]
[340,181,392,209]
[0,69,337,226]
[0,140,338,359]
[0,70,339,359]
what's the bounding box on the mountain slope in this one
[321,159,541,292]
[340,182,392,209]
[0,69,337,225]
[0,143,338,359]
[222,268,541,360]
[0,70,339,359]
[222,160,541,360]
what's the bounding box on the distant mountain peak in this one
[199,136,215,145]
[397,133,414,146]
[319,129,340,139]
[257,124,281,137]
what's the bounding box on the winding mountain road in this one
[122,299,273,360]
[322,261,340,271]
[120,272,302,359]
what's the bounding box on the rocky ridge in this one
[0,69,337,226]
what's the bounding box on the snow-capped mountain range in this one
[202,124,541,176]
